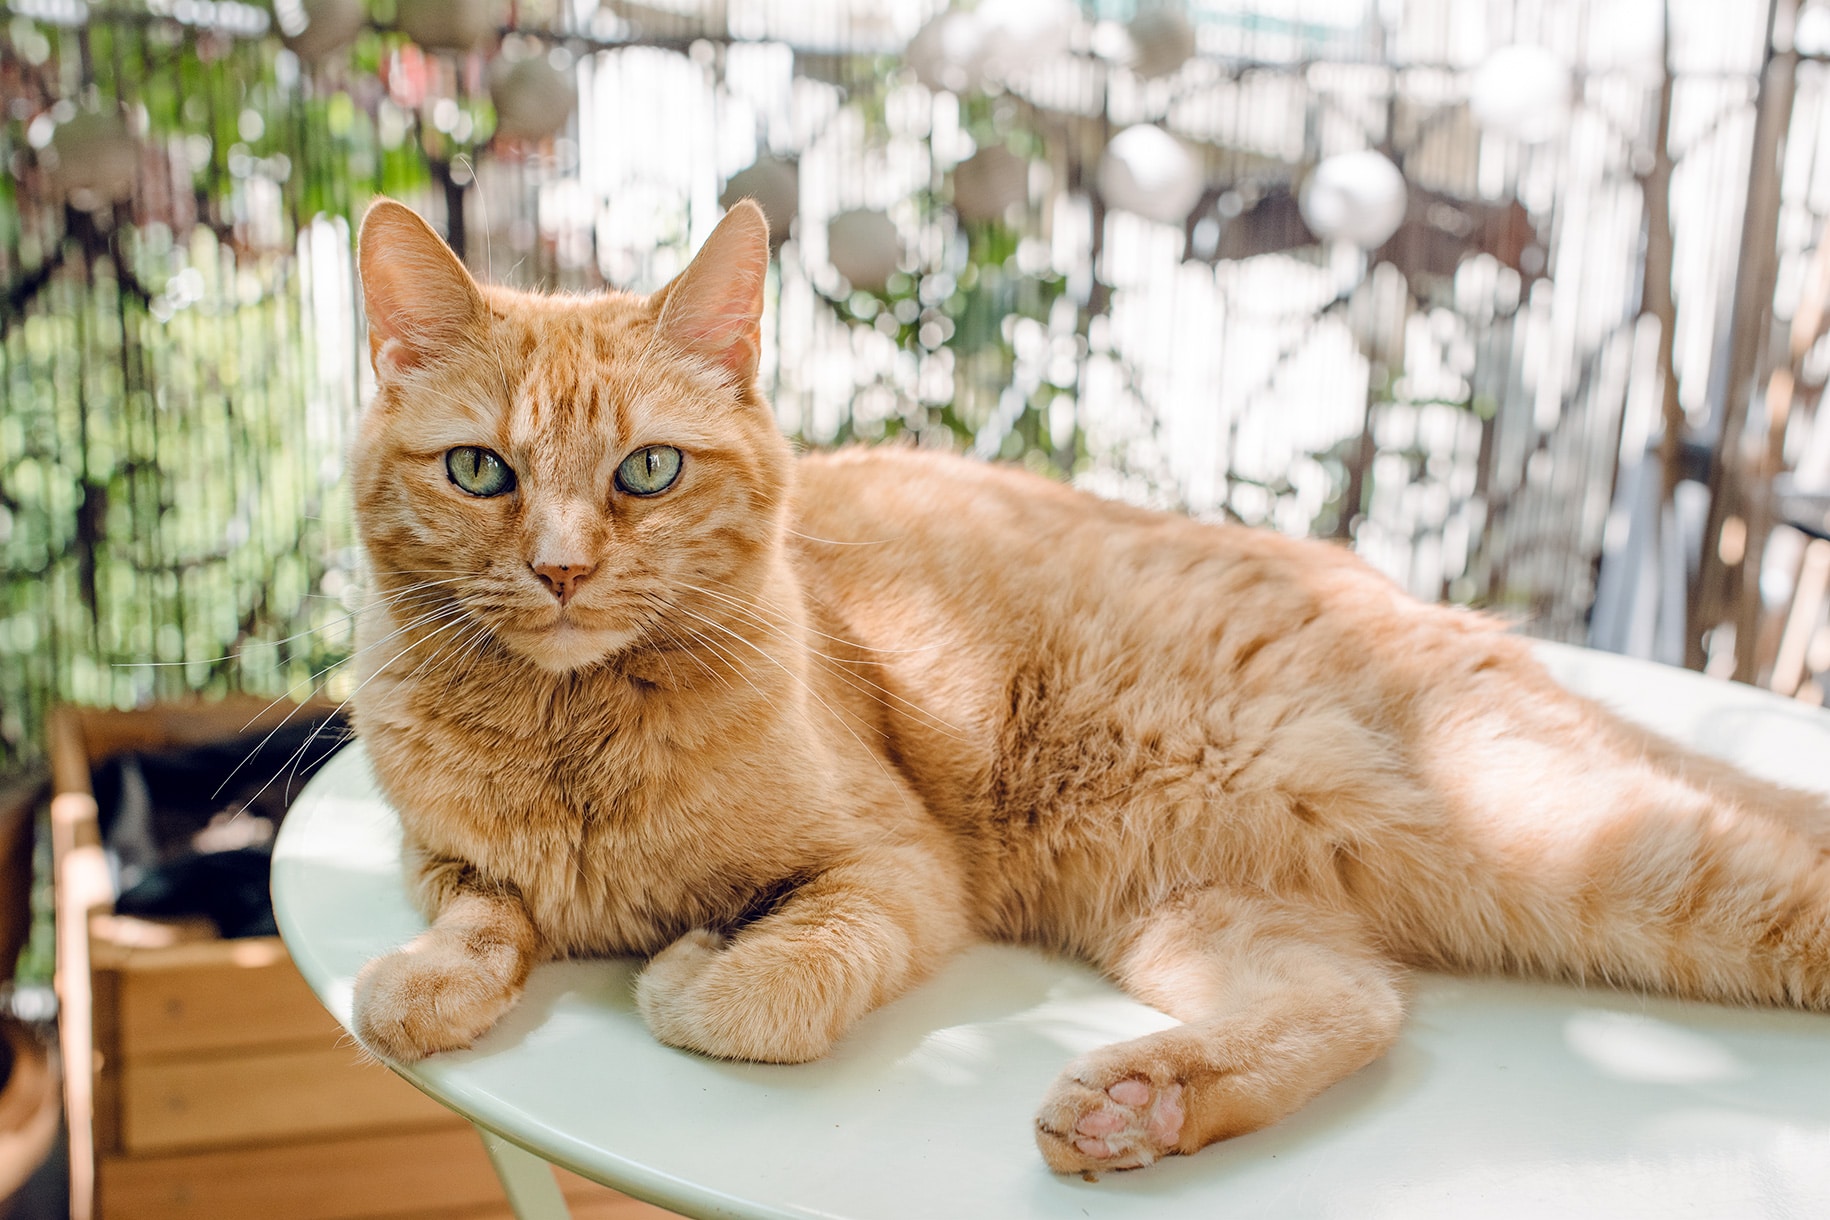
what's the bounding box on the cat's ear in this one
[359,199,488,378]
[651,200,769,384]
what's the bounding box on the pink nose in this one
[531,561,595,605]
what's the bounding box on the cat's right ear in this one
[651,200,770,385]
[359,199,488,379]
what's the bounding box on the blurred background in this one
[5,0,1830,769]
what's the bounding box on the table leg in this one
[475,1123,573,1220]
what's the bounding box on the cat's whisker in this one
[659,631,737,695]
[678,580,949,657]
[110,579,468,672]
[225,601,474,805]
[366,580,478,617]
[786,528,901,547]
[438,602,503,675]
[242,610,483,813]
[277,592,472,711]
[213,596,464,792]
[415,613,501,687]
[651,591,816,713]
[639,584,886,739]
[717,626,967,743]
[398,615,485,689]
[276,723,359,808]
[656,618,781,728]
[319,603,474,699]
[623,603,705,694]
[208,692,326,805]
[626,591,736,686]
[674,581,971,741]
[372,568,481,576]
[665,601,918,816]
[681,630,760,699]
[662,611,775,707]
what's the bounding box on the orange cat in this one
[347,198,1830,1174]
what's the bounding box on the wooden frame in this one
[48,699,666,1220]
[49,697,338,1220]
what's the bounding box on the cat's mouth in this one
[501,612,642,672]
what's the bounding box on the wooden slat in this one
[0,768,46,986]
[50,707,108,1220]
[98,1126,677,1220]
[555,1194,680,1220]
[92,966,121,1157]
[51,705,101,801]
[100,1125,504,1220]
[106,937,343,1061]
[386,1167,679,1220]
[74,697,340,765]
[120,1043,456,1154]
[389,1196,676,1220]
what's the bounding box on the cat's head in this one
[350,198,791,674]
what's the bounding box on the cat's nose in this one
[531,561,596,605]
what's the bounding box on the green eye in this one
[446,446,516,497]
[616,445,683,496]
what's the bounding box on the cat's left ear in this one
[359,199,489,379]
[651,200,769,384]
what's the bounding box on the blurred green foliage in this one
[0,6,1090,770]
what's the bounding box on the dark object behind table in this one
[93,714,350,938]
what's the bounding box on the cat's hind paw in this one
[1035,1071,1185,1174]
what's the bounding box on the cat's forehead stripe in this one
[498,318,728,459]
[497,302,629,434]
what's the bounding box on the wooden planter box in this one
[49,700,663,1220]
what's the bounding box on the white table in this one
[272,642,1830,1220]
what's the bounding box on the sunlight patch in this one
[1564,1011,1747,1084]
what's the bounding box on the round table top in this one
[273,642,1830,1220]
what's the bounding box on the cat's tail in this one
[1367,646,1830,1011]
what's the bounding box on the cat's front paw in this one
[1035,1067,1186,1174]
[635,927,835,1063]
[351,938,524,1063]
[633,927,725,1039]
[634,928,738,1056]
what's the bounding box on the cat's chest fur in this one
[358,656,836,957]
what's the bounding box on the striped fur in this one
[346,199,1830,1174]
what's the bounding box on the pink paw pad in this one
[1070,1078,1185,1166]
[1109,1079,1151,1106]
